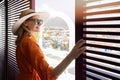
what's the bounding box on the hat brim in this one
[12,12,49,35]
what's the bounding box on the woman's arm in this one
[52,39,85,78]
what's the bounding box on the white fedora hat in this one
[12,9,49,35]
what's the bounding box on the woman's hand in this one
[69,39,85,59]
[52,39,85,78]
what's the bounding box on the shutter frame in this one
[0,1,6,80]
[76,0,120,80]
[7,0,32,80]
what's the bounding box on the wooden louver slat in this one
[7,0,31,80]
[83,0,120,79]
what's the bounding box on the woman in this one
[12,9,85,80]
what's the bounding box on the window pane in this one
[35,0,75,80]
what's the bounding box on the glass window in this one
[35,0,75,80]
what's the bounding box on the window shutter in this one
[7,0,31,80]
[0,1,5,80]
[83,0,120,80]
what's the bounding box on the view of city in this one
[37,16,75,80]
[42,28,69,51]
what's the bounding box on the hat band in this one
[20,11,35,18]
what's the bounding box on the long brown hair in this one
[15,24,31,46]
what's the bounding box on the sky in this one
[35,0,75,21]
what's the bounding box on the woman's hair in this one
[15,24,31,46]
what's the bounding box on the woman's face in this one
[24,15,43,32]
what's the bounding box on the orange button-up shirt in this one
[16,33,56,80]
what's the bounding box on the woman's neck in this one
[30,32,36,37]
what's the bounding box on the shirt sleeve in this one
[25,38,57,80]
